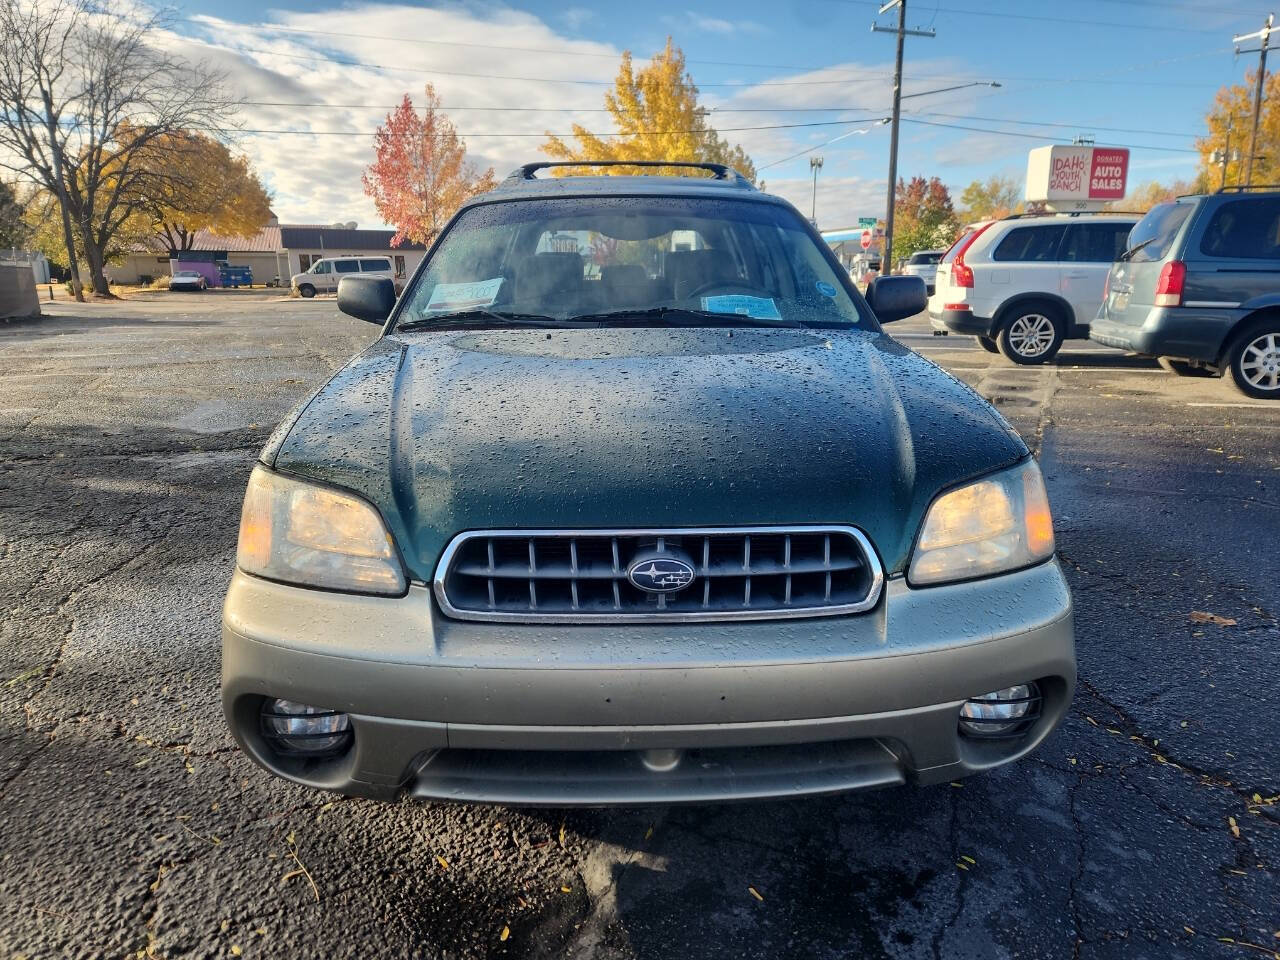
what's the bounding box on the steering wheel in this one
[682,280,764,300]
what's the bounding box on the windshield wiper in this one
[1118,236,1156,262]
[398,309,586,330]
[568,307,803,329]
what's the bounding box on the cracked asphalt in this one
[1,292,1277,960]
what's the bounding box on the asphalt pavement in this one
[1,293,1276,960]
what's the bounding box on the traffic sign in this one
[858,217,877,228]
[860,230,872,250]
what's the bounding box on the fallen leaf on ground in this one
[435,855,449,871]
[747,886,764,901]
[1229,816,1240,838]
[1189,611,1236,626]
[499,925,510,942]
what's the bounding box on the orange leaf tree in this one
[363,85,496,247]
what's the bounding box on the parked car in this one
[291,256,396,298]
[168,270,207,291]
[1092,187,1280,399]
[223,160,1074,806]
[930,213,1139,363]
[902,249,943,294]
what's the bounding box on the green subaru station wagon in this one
[222,162,1075,805]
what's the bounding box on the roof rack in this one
[505,160,754,188]
[1000,210,1143,220]
[1215,184,1280,193]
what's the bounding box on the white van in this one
[291,256,396,298]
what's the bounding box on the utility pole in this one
[1234,13,1274,187]
[873,1,934,275]
[809,156,824,222]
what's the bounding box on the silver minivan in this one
[292,256,396,298]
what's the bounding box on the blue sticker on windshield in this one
[700,295,783,321]
[816,281,837,297]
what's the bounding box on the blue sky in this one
[161,0,1272,229]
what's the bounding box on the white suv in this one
[901,249,943,294]
[929,214,1138,363]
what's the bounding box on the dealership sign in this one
[1025,145,1130,211]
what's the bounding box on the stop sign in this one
[860,230,872,250]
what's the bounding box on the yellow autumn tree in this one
[541,39,757,183]
[1196,70,1280,188]
[130,130,273,250]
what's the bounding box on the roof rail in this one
[1215,184,1280,193]
[506,160,754,188]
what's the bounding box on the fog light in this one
[261,699,352,757]
[959,683,1041,737]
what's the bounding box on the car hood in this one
[267,327,1026,579]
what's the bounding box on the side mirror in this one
[866,275,927,324]
[337,275,396,324]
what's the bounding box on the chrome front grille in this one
[433,527,883,623]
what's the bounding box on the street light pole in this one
[873,0,935,275]
[809,155,824,221]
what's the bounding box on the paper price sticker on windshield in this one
[701,295,783,321]
[426,278,504,312]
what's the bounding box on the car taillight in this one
[1103,269,1111,301]
[949,221,994,289]
[1154,260,1185,307]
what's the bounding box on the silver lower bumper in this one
[222,562,1075,805]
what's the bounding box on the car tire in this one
[299,284,316,299]
[1157,357,1215,378]
[997,304,1065,364]
[1227,318,1280,399]
[977,336,999,353]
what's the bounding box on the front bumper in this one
[222,561,1075,805]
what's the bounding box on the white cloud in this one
[156,4,626,227]
[143,6,996,231]
[661,13,764,35]
[767,174,886,231]
[560,8,596,32]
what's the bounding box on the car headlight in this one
[908,460,1055,586]
[235,466,406,595]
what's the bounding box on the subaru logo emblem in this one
[627,556,696,594]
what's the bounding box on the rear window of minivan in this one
[1199,198,1280,259]
[1126,201,1194,262]
[359,258,392,271]
[908,251,941,265]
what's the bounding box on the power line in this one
[899,116,1201,153]
[225,116,891,137]
[202,43,901,88]
[826,0,1223,34]
[195,20,869,73]
[918,111,1202,139]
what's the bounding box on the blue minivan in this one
[1091,188,1280,399]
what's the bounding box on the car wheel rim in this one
[1240,332,1280,391]
[1008,314,1055,357]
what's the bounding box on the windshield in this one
[1125,201,1195,262]
[398,196,871,328]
